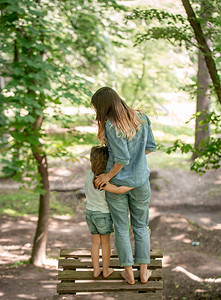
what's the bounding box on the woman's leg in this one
[139,263,152,283]
[101,234,114,278]
[128,182,151,281]
[106,192,134,266]
[91,234,102,277]
[121,266,135,284]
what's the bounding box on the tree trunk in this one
[134,47,147,100]
[192,49,210,159]
[192,0,211,160]
[0,76,4,90]
[30,0,50,266]
[31,151,50,266]
[30,115,50,267]
[181,0,221,104]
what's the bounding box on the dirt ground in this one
[0,162,221,300]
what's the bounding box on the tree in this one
[181,0,221,104]
[0,0,124,266]
[192,0,212,160]
[126,0,221,173]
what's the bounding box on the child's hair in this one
[91,86,144,144]
[90,146,109,187]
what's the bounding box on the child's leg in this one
[101,234,114,278]
[91,234,102,277]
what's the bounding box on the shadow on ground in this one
[0,167,221,299]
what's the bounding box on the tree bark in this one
[192,49,211,159]
[29,0,51,266]
[14,40,19,63]
[30,152,50,266]
[134,47,147,100]
[192,0,211,160]
[31,115,50,266]
[181,0,221,104]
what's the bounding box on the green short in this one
[86,209,114,235]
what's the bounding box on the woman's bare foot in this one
[93,268,102,278]
[140,269,152,283]
[103,268,114,278]
[120,270,135,285]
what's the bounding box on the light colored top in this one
[85,170,110,213]
[105,113,156,187]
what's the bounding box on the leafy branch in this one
[158,111,221,174]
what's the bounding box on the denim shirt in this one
[105,114,156,187]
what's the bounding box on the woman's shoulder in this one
[105,119,115,131]
[137,111,151,125]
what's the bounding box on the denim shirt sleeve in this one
[105,121,130,165]
[145,115,157,152]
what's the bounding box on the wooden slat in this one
[57,280,163,293]
[60,248,163,259]
[58,258,162,269]
[58,269,162,281]
[54,292,162,300]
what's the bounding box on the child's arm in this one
[102,183,134,194]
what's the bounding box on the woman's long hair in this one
[91,87,143,144]
[90,146,108,188]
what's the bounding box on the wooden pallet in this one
[55,248,163,300]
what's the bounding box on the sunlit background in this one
[0,0,220,299]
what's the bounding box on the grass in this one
[147,150,192,170]
[45,131,98,156]
[9,260,30,268]
[152,121,194,138]
[0,110,196,218]
[0,190,75,217]
[52,113,95,127]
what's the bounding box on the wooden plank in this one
[58,269,162,281]
[54,292,162,300]
[60,248,163,259]
[58,258,162,269]
[57,281,163,293]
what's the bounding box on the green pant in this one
[105,181,151,266]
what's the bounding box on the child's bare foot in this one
[103,268,114,278]
[93,268,102,278]
[120,270,135,285]
[140,269,152,283]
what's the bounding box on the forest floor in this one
[0,159,221,300]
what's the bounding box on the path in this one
[0,164,220,299]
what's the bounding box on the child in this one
[85,145,134,278]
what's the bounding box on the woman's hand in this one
[95,173,110,189]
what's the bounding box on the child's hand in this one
[95,173,110,189]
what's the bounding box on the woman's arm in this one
[103,183,134,194]
[145,115,157,153]
[95,163,124,188]
[95,121,130,189]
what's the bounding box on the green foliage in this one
[126,8,194,48]
[44,131,97,157]
[0,0,126,191]
[127,3,221,174]
[0,190,74,216]
[188,110,221,134]
[159,111,221,174]
[126,4,221,56]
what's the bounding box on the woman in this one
[91,87,156,284]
